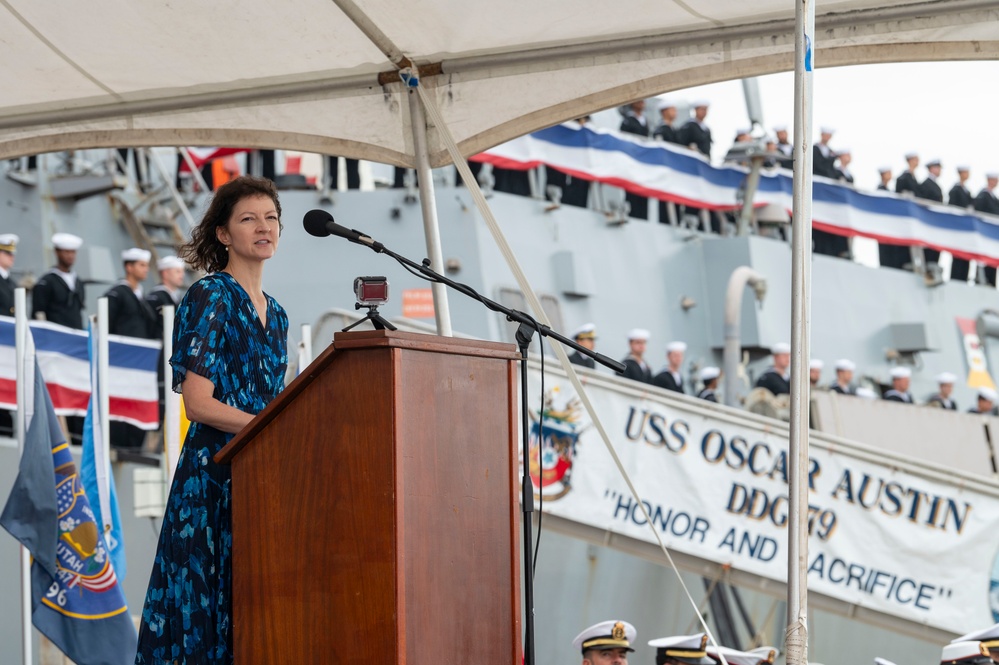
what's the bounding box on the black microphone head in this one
[303,209,334,237]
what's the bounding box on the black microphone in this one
[303,209,362,243]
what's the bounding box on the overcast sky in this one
[652,61,999,193]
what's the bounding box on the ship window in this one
[495,288,565,356]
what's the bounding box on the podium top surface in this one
[215,330,518,464]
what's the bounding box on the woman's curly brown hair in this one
[181,175,283,273]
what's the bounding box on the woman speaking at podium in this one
[136,176,289,664]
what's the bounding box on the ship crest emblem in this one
[528,386,587,501]
[611,622,626,640]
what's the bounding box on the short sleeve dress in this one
[135,272,288,664]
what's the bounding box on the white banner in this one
[527,368,999,634]
[476,123,999,266]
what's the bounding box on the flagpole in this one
[162,305,181,491]
[14,288,32,665]
[95,299,113,541]
[786,1,815,664]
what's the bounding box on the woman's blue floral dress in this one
[135,272,288,664]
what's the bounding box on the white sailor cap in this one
[856,387,878,399]
[835,359,856,372]
[957,165,971,173]
[809,359,824,370]
[628,328,650,341]
[978,387,998,403]
[658,97,677,110]
[877,165,893,174]
[700,366,720,381]
[749,647,779,664]
[905,151,919,160]
[819,126,835,135]
[157,255,186,271]
[122,247,152,263]
[707,645,777,665]
[52,233,83,251]
[0,234,18,253]
[572,323,597,340]
[836,147,852,156]
[954,622,999,645]
[936,371,957,384]
[927,158,942,167]
[692,99,710,108]
[736,127,751,136]
[941,641,991,664]
[667,341,687,354]
[890,366,911,379]
[773,124,788,133]
[572,620,636,654]
[771,342,791,355]
[987,172,999,180]
[649,633,713,665]
[875,657,899,665]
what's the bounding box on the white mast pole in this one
[15,288,31,665]
[786,1,815,664]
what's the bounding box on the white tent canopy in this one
[1,0,998,165]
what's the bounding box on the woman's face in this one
[216,195,280,264]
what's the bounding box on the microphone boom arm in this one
[354,237,625,373]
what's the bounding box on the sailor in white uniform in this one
[706,645,777,665]
[941,641,994,665]
[648,633,714,665]
[952,623,999,662]
[572,619,636,665]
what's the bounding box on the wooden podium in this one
[216,330,522,664]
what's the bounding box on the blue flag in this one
[1,359,137,664]
[81,323,127,580]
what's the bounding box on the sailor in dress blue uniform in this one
[830,358,856,395]
[754,342,791,396]
[653,341,687,393]
[0,234,18,316]
[568,323,597,369]
[697,366,720,403]
[619,328,653,384]
[927,371,958,410]
[31,232,86,329]
[883,366,914,403]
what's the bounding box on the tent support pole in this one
[786,1,815,665]
[407,85,453,336]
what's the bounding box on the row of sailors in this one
[572,619,999,665]
[570,325,998,414]
[0,232,185,338]
[747,344,998,413]
[566,326,723,403]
